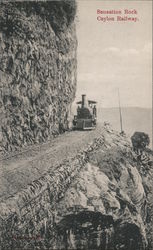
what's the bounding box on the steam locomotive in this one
[73,95,97,130]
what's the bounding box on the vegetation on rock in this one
[131,132,150,151]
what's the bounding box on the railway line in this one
[0,125,104,201]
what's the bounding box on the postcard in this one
[0,1,152,249]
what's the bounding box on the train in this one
[73,94,97,130]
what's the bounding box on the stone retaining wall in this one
[0,135,105,249]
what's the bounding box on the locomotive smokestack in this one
[82,94,87,108]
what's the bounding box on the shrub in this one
[131,132,150,151]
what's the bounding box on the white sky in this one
[75,0,152,108]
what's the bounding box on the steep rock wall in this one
[0,1,77,152]
[53,140,148,249]
[137,149,153,250]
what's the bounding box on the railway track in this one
[0,125,104,201]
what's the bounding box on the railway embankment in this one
[0,125,153,250]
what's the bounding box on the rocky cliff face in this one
[0,1,77,152]
[53,132,148,250]
[0,126,152,249]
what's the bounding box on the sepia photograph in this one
[0,0,152,249]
